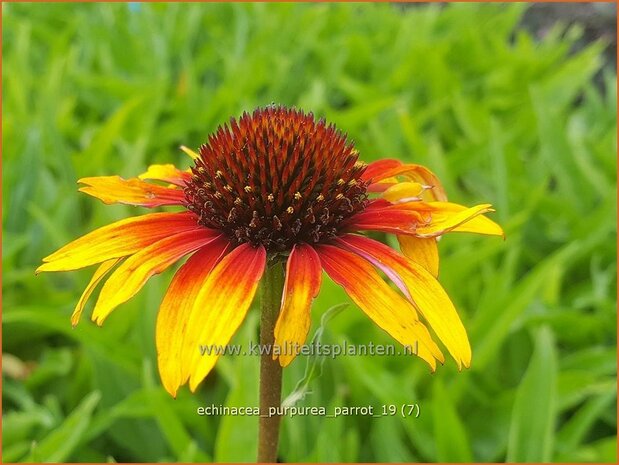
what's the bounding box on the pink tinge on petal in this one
[334,236,412,300]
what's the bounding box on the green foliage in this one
[3,2,616,463]
[507,327,557,462]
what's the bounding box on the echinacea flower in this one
[38,106,503,397]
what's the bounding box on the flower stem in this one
[257,260,285,463]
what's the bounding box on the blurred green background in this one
[2,2,617,463]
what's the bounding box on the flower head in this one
[185,107,368,251]
[38,106,503,397]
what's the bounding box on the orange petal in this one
[37,212,203,273]
[78,176,186,207]
[365,161,447,202]
[316,244,443,370]
[349,200,503,239]
[367,177,400,193]
[397,235,439,277]
[397,164,447,202]
[345,200,425,235]
[138,164,191,186]
[183,244,266,392]
[363,160,404,193]
[71,258,122,327]
[274,244,322,367]
[156,237,231,397]
[337,235,470,369]
[361,159,403,182]
[91,230,222,325]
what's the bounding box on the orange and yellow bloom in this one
[38,106,503,397]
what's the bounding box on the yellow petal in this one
[450,214,505,237]
[156,237,231,397]
[382,181,425,203]
[274,244,322,367]
[398,235,439,278]
[398,165,447,202]
[183,244,266,392]
[138,164,191,186]
[338,235,470,369]
[92,230,221,325]
[71,258,122,327]
[78,176,185,207]
[37,212,202,273]
[413,202,497,237]
[317,244,444,370]
[180,145,200,160]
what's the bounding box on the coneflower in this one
[38,106,503,462]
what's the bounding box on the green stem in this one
[257,260,285,463]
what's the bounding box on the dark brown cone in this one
[185,106,368,252]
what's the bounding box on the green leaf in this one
[25,391,101,462]
[281,303,348,408]
[213,312,260,462]
[556,388,617,454]
[507,326,557,462]
[141,361,210,462]
[432,378,473,462]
